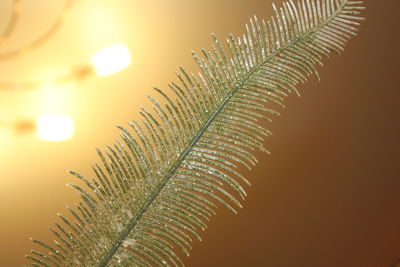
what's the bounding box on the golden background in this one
[0,0,399,266]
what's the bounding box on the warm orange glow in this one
[90,43,132,76]
[36,114,74,142]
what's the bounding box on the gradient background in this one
[0,0,399,266]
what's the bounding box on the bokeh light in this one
[90,43,132,76]
[36,114,74,141]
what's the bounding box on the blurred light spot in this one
[90,43,131,76]
[36,114,74,141]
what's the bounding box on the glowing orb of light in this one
[36,114,74,142]
[90,43,132,76]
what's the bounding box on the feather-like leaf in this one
[26,0,365,266]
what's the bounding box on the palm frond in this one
[26,0,365,266]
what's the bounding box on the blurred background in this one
[0,0,399,266]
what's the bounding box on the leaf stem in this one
[98,1,347,265]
